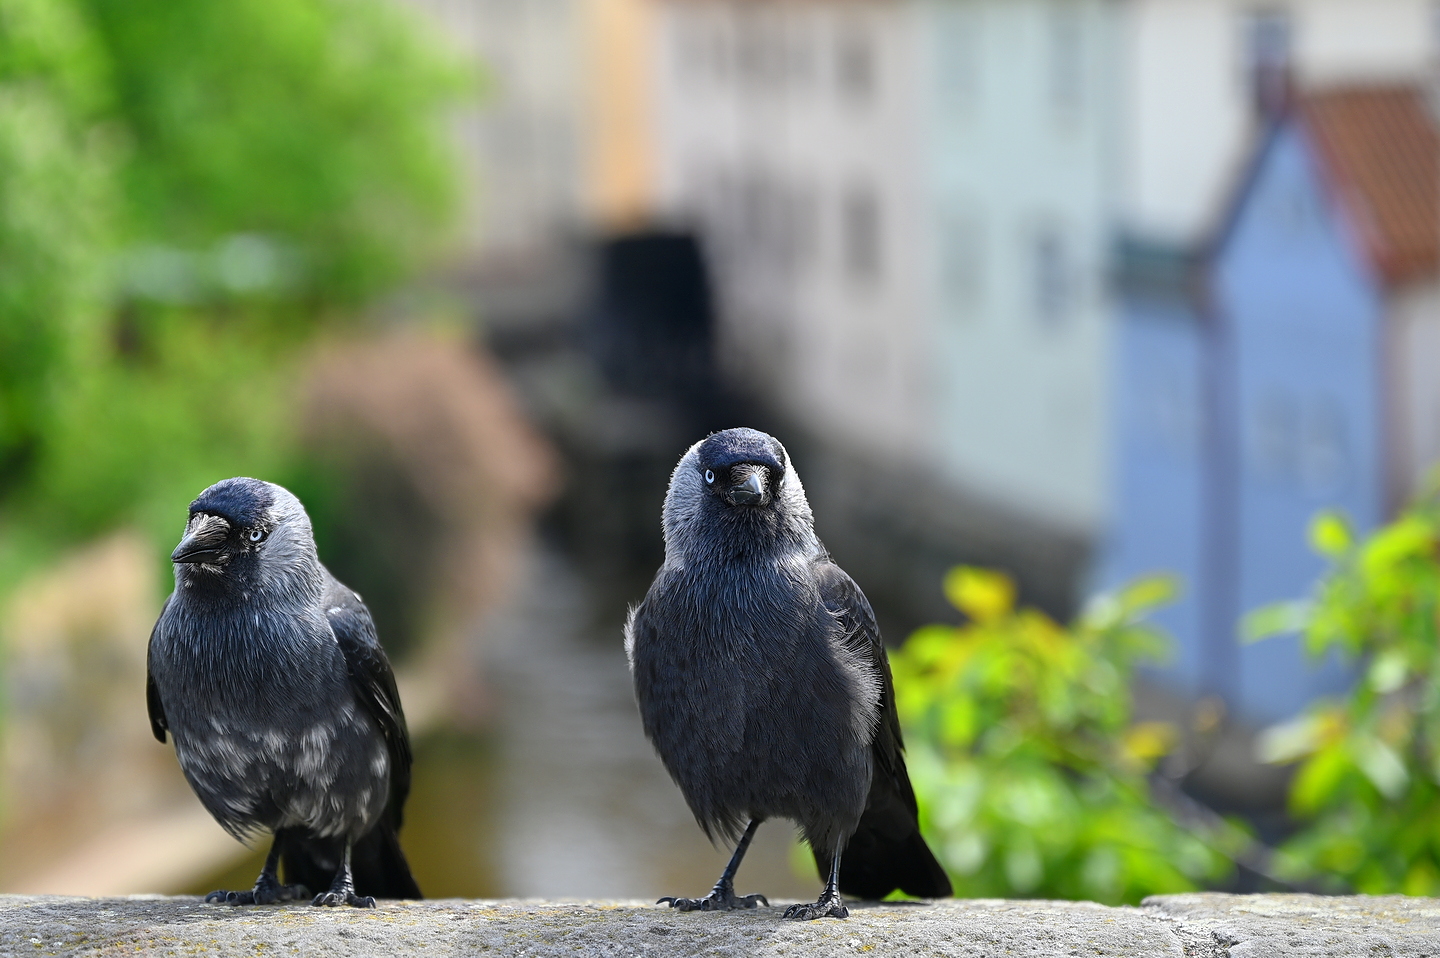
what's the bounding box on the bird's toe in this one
[782,899,848,921]
[205,890,258,906]
[346,894,377,909]
[658,896,704,912]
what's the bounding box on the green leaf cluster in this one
[893,568,1234,903]
[1248,506,1440,895]
[0,0,470,575]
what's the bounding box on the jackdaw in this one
[625,428,952,920]
[147,477,421,908]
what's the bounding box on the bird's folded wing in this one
[146,596,171,744]
[813,559,915,807]
[321,575,413,819]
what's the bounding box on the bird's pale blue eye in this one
[704,469,715,484]
[249,529,265,542]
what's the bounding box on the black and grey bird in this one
[146,477,421,908]
[625,428,951,920]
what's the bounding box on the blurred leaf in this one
[1309,511,1353,559]
[1290,747,1349,816]
[1256,715,1321,765]
[1121,722,1178,765]
[1354,738,1408,800]
[1241,600,1310,643]
[944,566,1015,623]
[1368,650,1409,695]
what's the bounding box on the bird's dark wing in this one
[813,559,908,792]
[282,573,421,900]
[814,558,952,900]
[321,573,413,825]
[147,596,171,744]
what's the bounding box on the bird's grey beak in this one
[172,514,231,565]
[729,467,768,506]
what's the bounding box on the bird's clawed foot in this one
[312,889,376,908]
[204,877,309,906]
[312,867,375,908]
[782,890,848,921]
[658,881,768,912]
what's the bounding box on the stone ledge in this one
[0,893,1435,957]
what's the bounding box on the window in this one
[939,205,986,315]
[1032,227,1071,327]
[843,187,882,283]
[1300,397,1348,494]
[1252,390,1298,480]
[1243,7,1291,118]
[1048,3,1084,121]
[836,26,876,103]
[936,5,982,116]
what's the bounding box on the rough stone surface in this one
[0,893,1434,957]
[1145,893,1440,957]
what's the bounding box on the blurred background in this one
[2,0,1439,905]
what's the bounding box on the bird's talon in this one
[782,898,849,921]
[312,890,376,908]
[658,889,769,912]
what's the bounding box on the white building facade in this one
[649,0,1438,556]
[651,0,1120,538]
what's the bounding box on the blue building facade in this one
[1103,101,1396,725]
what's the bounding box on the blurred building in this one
[645,0,1117,617]
[1120,0,1435,248]
[643,0,1440,712]
[648,0,1119,531]
[398,0,659,259]
[400,0,1440,712]
[1105,84,1440,723]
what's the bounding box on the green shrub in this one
[1247,506,1440,895]
[893,567,1235,903]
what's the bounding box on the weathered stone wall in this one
[0,893,1435,957]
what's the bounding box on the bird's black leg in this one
[204,835,310,905]
[782,841,849,920]
[659,818,769,912]
[312,842,376,908]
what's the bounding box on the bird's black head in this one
[172,477,318,597]
[694,427,787,509]
[661,427,816,565]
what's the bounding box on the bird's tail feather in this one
[280,824,422,900]
[818,776,952,900]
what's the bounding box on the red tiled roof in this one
[1303,85,1440,286]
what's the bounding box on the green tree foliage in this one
[82,0,463,302]
[0,0,113,486]
[892,568,1234,903]
[0,0,467,561]
[1247,505,1440,895]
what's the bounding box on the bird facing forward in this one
[625,428,951,920]
[146,477,421,907]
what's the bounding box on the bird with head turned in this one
[147,477,421,908]
[626,427,951,920]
